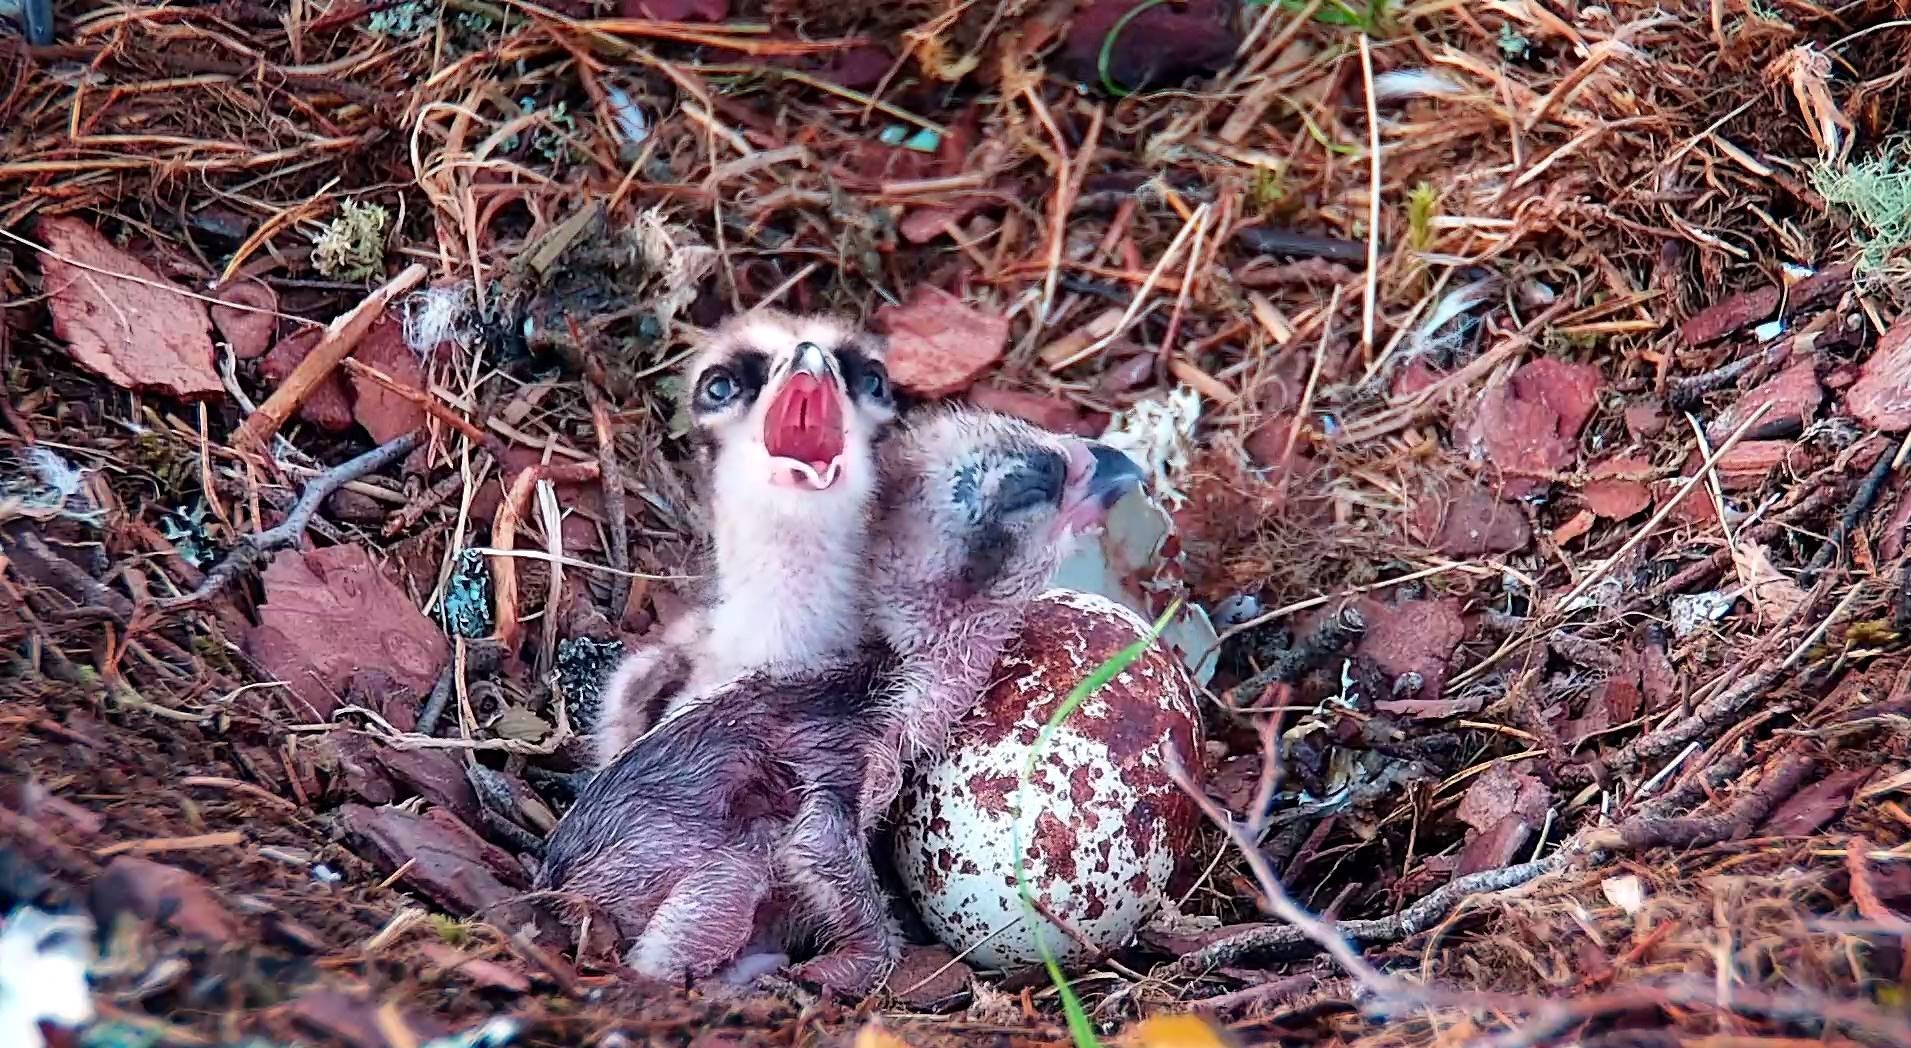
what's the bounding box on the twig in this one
[1167,855,1561,976]
[1358,33,1381,360]
[417,639,501,737]
[1580,745,1817,852]
[1236,227,1369,264]
[231,263,429,448]
[1802,432,1905,583]
[383,451,493,537]
[488,459,602,659]
[1164,749,1400,999]
[1846,834,1911,932]
[588,390,631,619]
[1669,339,1792,408]
[1557,401,1773,610]
[157,432,421,613]
[339,357,488,444]
[96,831,246,858]
[1226,604,1365,710]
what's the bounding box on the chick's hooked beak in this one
[1057,440,1144,535]
[763,341,849,490]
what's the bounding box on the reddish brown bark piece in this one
[1457,762,1549,831]
[1410,482,1530,555]
[1704,357,1821,442]
[210,279,279,360]
[1466,358,1602,482]
[1244,413,1306,470]
[1352,596,1466,701]
[1581,479,1651,519]
[90,856,242,944]
[620,0,726,18]
[245,545,447,719]
[1453,763,1549,877]
[417,943,533,993]
[36,216,222,398]
[338,803,524,916]
[875,285,1010,397]
[965,386,1103,436]
[1623,400,1667,438]
[1582,454,1653,519]
[1698,440,1804,491]
[1678,264,1851,346]
[803,44,895,91]
[887,944,972,1008]
[900,200,988,244]
[259,329,353,432]
[347,311,429,443]
[1758,767,1871,837]
[1846,317,1911,430]
[333,734,482,828]
[1060,0,1238,92]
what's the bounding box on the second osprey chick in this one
[591,310,895,765]
[538,408,1143,993]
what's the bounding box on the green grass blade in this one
[1011,600,1184,1048]
[1097,0,1169,98]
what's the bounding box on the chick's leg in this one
[777,788,897,993]
[628,844,772,982]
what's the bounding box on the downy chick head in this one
[686,309,895,520]
[876,408,1144,607]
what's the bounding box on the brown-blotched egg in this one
[892,588,1204,969]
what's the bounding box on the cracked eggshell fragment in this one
[1051,486,1220,687]
[892,590,1203,969]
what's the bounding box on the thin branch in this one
[156,432,422,613]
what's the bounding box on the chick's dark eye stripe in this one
[729,348,770,396]
[833,345,888,400]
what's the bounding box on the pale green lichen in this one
[1813,139,1911,283]
[311,200,389,281]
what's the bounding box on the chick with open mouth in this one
[589,310,896,766]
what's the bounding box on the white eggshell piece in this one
[893,589,1203,969]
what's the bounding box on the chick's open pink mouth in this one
[763,373,847,484]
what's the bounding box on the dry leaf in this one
[1352,597,1467,701]
[492,706,551,743]
[36,216,222,398]
[245,545,448,719]
[1466,358,1602,489]
[1772,45,1852,160]
[875,286,1009,397]
[210,278,279,360]
[1846,317,1911,431]
[1730,540,1807,624]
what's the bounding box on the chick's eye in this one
[857,363,889,400]
[698,369,738,406]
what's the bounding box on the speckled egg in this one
[892,588,1204,969]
